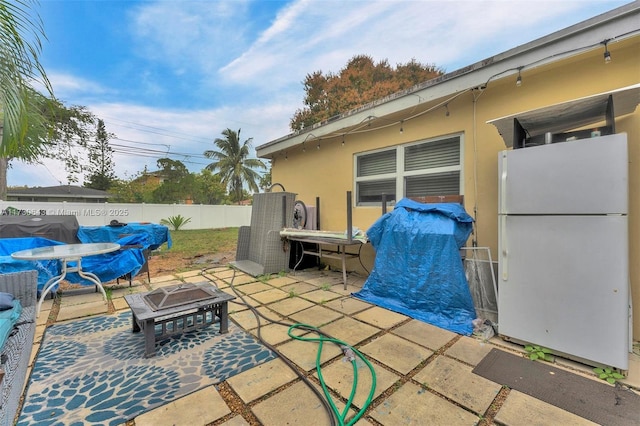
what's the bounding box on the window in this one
[355,135,462,205]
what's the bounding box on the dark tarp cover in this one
[0,215,80,244]
[352,198,476,335]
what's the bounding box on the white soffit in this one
[487,83,640,147]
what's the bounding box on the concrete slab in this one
[248,288,290,305]
[289,305,343,328]
[231,307,275,331]
[264,297,315,316]
[248,322,297,346]
[56,300,108,321]
[370,381,479,425]
[276,337,342,371]
[495,390,598,426]
[623,352,640,389]
[314,356,400,409]
[135,385,231,426]
[149,274,177,284]
[264,276,299,287]
[330,284,366,296]
[299,289,343,304]
[59,290,104,306]
[227,358,299,403]
[353,307,408,329]
[219,415,250,426]
[324,297,372,315]
[319,317,381,346]
[224,273,257,285]
[175,270,204,278]
[445,336,495,366]
[304,274,344,287]
[281,282,319,295]
[359,334,433,375]
[183,275,209,283]
[392,320,457,351]
[149,279,183,289]
[215,268,238,279]
[111,297,130,312]
[234,282,274,295]
[251,381,333,426]
[413,355,502,414]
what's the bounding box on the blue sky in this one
[9,0,630,187]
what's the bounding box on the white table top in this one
[11,242,120,261]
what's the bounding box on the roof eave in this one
[256,2,640,158]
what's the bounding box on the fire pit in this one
[144,283,220,311]
[124,282,235,357]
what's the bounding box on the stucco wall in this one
[271,35,640,339]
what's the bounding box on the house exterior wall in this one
[271,35,640,339]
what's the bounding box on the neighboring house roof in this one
[7,185,111,200]
[257,2,640,157]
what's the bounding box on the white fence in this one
[0,201,252,230]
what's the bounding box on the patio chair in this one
[231,190,296,276]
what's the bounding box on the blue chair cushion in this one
[0,300,23,351]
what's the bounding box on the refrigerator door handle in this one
[500,152,507,214]
[500,153,508,281]
[500,215,508,281]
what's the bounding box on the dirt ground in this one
[146,249,237,278]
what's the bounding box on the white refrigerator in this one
[498,133,630,370]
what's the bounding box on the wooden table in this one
[123,282,235,357]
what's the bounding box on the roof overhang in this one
[487,84,640,147]
[256,3,640,159]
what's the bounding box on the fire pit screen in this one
[143,283,219,311]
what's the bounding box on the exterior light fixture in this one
[603,41,611,64]
[342,135,345,146]
[516,68,522,87]
[445,104,450,117]
[399,120,404,134]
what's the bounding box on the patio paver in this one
[314,356,400,409]
[276,337,342,371]
[369,381,479,425]
[135,385,231,426]
[324,296,372,315]
[413,355,502,414]
[251,381,333,425]
[353,306,408,329]
[359,333,433,375]
[227,358,299,403]
[320,316,381,346]
[299,288,344,304]
[445,335,495,366]
[392,319,457,351]
[265,297,316,316]
[248,288,290,304]
[495,390,598,425]
[289,305,343,328]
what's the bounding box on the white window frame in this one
[354,133,463,206]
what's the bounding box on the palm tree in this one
[204,128,266,204]
[0,0,53,198]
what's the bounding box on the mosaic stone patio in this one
[19,311,276,426]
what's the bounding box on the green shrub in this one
[160,215,192,230]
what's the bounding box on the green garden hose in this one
[288,323,377,426]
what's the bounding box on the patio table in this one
[11,242,120,315]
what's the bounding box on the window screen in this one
[355,135,462,205]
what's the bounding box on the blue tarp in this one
[352,198,476,335]
[0,235,149,291]
[0,237,64,292]
[66,234,150,284]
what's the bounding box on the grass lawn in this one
[149,227,239,275]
